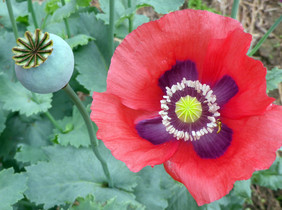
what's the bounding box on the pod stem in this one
[60,0,71,38]
[6,0,19,41]
[109,0,115,57]
[231,0,240,20]
[62,84,113,187]
[27,0,39,29]
[127,0,133,33]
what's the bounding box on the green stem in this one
[41,14,50,30]
[231,0,240,19]
[62,84,113,187]
[109,0,115,57]
[248,15,282,57]
[127,0,133,33]
[6,0,19,41]
[60,0,71,38]
[27,0,39,28]
[44,111,64,133]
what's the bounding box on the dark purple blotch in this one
[158,60,198,93]
[192,124,232,159]
[136,117,174,145]
[212,75,238,107]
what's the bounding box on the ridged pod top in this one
[12,29,53,69]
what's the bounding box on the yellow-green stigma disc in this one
[175,96,202,123]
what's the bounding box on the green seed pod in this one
[12,29,74,94]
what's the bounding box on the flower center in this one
[175,96,202,123]
[159,78,220,141]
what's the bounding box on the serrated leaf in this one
[266,67,282,91]
[134,165,171,210]
[137,0,185,14]
[233,179,251,199]
[0,73,52,116]
[0,0,28,29]
[0,32,16,76]
[0,115,52,160]
[77,12,112,66]
[15,145,49,164]
[0,168,28,210]
[74,42,108,92]
[71,195,135,210]
[166,183,201,210]
[25,144,140,209]
[252,155,282,190]
[66,34,95,49]
[53,106,90,148]
[45,0,60,14]
[0,105,8,135]
[52,0,77,23]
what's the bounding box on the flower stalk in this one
[63,84,113,187]
[27,0,39,29]
[231,0,240,20]
[60,0,71,38]
[127,0,133,33]
[6,0,19,41]
[248,15,282,56]
[109,0,115,57]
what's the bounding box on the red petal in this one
[91,92,179,172]
[164,105,282,206]
[107,10,244,112]
[201,29,274,119]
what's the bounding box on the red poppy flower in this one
[91,9,282,205]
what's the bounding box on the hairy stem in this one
[109,0,115,57]
[6,0,19,41]
[62,84,113,187]
[60,0,71,38]
[231,0,240,20]
[248,15,282,57]
[27,0,39,28]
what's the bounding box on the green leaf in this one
[74,41,108,92]
[0,105,8,135]
[233,179,252,199]
[266,67,282,91]
[252,155,282,190]
[71,195,135,210]
[0,168,28,210]
[0,115,52,160]
[76,0,91,7]
[25,144,140,209]
[66,34,95,49]
[0,0,28,29]
[51,0,77,23]
[16,15,29,26]
[45,0,60,14]
[137,0,185,14]
[166,183,201,210]
[77,12,112,66]
[53,106,90,148]
[134,165,171,210]
[0,32,16,76]
[0,73,53,116]
[15,144,49,164]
